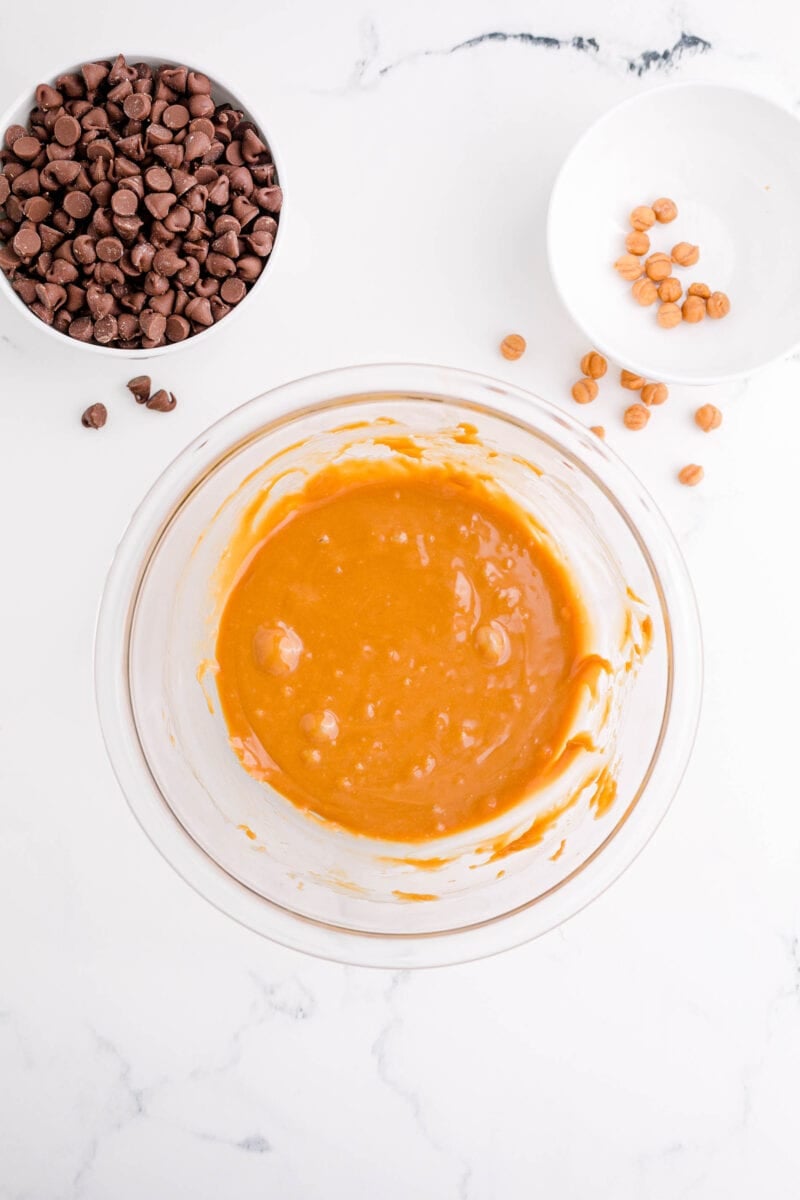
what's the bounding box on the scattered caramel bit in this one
[624,403,650,430]
[620,369,645,390]
[682,294,706,324]
[641,382,668,406]
[625,230,650,256]
[657,302,682,329]
[707,291,731,319]
[678,464,704,486]
[695,403,722,431]
[652,197,678,223]
[658,277,682,303]
[688,282,711,299]
[630,205,656,231]
[632,277,658,306]
[500,333,526,360]
[572,377,599,404]
[672,241,700,267]
[580,350,607,379]
[590,425,606,439]
[645,252,672,282]
[614,253,643,281]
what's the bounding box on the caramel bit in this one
[657,301,682,329]
[678,463,704,486]
[623,403,650,431]
[682,294,706,324]
[571,377,599,404]
[589,425,606,439]
[625,230,650,256]
[620,369,645,390]
[672,241,700,267]
[614,253,643,281]
[695,403,722,432]
[652,197,678,223]
[645,252,672,282]
[641,382,668,406]
[615,195,729,333]
[500,333,526,360]
[658,277,682,303]
[580,350,607,379]
[632,277,658,306]
[630,205,656,231]
[707,291,731,319]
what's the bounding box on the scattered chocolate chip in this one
[126,374,151,403]
[146,388,177,412]
[81,402,107,428]
[0,54,280,347]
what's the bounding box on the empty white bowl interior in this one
[548,84,800,383]
[128,393,672,939]
[0,54,283,358]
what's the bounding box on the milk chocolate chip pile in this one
[0,54,280,348]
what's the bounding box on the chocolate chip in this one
[236,255,262,282]
[82,62,109,95]
[144,165,172,192]
[12,136,43,161]
[146,388,177,412]
[63,191,92,219]
[1,54,279,348]
[152,248,185,276]
[22,195,52,223]
[117,312,140,340]
[143,192,176,219]
[184,130,211,161]
[69,314,94,341]
[93,313,118,343]
[165,313,190,341]
[160,66,188,93]
[188,94,215,119]
[73,235,97,264]
[123,93,151,122]
[12,168,42,197]
[206,252,236,277]
[184,295,213,325]
[220,276,246,304]
[81,402,107,428]
[139,308,166,340]
[13,227,42,258]
[96,236,123,262]
[126,374,151,403]
[110,188,138,216]
[247,230,273,257]
[163,104,190,130]
[54,115,82,146]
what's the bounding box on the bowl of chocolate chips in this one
[0,53,283,355]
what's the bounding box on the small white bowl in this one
[0,54,285,359]
[547,82,800,385]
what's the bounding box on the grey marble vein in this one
[340,23,712,90]
[626,31,712,76]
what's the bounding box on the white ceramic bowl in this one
[0,54,284,359]
[95,364,702,967]
[548,82,800,385]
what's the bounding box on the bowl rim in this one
[546,79,800,386]
[94,362,703,967]
[0,50,285,359]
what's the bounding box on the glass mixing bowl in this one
[95,364,702,966]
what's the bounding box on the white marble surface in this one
[2,2,800,1196]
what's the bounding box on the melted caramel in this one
[215,460,592,842]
